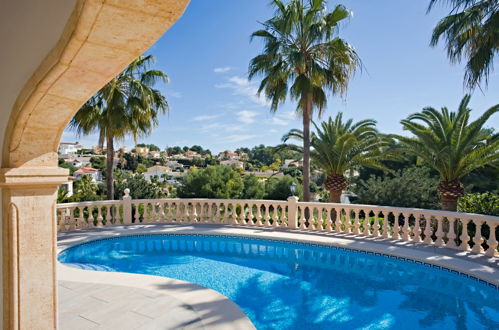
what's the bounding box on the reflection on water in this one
[59,235,499,330]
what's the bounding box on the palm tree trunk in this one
[302,94,312,202]
[329,190,342,203]
[441,195,458,212]
[106,134,114,200]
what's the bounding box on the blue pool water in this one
[58,234,499,329]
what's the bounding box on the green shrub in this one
[458,193,499,216]
[352,166,439,209]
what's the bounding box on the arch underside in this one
[3,0,190,168]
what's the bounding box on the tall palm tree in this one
[249,0,361,202]
[394,95,498,211]
[70,55,168,199]
[428,0,498,89]
[282,113,395,203]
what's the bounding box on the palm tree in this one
[249,0,361,202]
[70,55,168,199]
[428,0,498,89]
[282,113,395,203]
[394,95,498,211]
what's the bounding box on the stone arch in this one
[0,0,189,328]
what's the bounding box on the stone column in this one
[0,167,68,330]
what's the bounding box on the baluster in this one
[280,205,287,228]
[372,211,380,237]
[192,203,199,222]
[222,203,229,224]
[213,203,219,223]
[158,203,165,222]
[256,204,263,226]
[272,204,280,227]
[412,213,422,243]
[401,212,411,241]
[299,207,307,230]
[238,203,245,225]
[485,223,498,257]
[362,209,370,236]
[352,210,360,235]
[133,203,139,223]
[446,217,457,249]
[182,202,189,223]
[263,204,271,227]
[314,207,322,231]
[382,212,390,238]
[391,213,401,240]
[69,207,79,230]
[326,207,333,232]
[434,216,445,247]
[231,204,238,225]
[246,204,254,225]
[334,208,342,233]
[423,214,433,244]
[471,220,484,253]
[107,205,114,226]
[96,206,103,227]
[345,209,353,233]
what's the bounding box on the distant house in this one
[183,150,198,159]
[217,151,240,160]
[73,167,102,182]
[135,146,149,154]
[165,160,183,170]
[220,159,244,169]
[143,165,171,182]
[148,151,161,159]
[58,142,79,155]
[283,159,303,169]
[64,159,83,168]
[59,178,74,198]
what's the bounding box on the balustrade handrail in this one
[56,190,499,258]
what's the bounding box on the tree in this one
[249,0,361,201]
[428,0,498,89]
[72,175,100,202]
[242,174,266,199]
[90,156,106,171]
[283,114,395,203]
[394,95,498,211]
[353,166,440,209]
[178,166,244,199]
[113,170,165,200]
[70,55,168,199]
[265,175,302,201]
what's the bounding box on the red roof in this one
[74,167,99,174]
[60,142,77,145]
[227,152,238,156]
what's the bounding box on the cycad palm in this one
[70,55,168,199]
[394,95,498,211]
[249,0,361,202]
[283,113,394,202]
[429,0,498,89]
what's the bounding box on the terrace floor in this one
[57,224,499,329]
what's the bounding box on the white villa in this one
[58,142,81,156]
[143,165,172,182]
[220,159,244,169]
[73,167,102,183]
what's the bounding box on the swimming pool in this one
[59,234,499,329]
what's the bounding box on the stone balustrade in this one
[56,190,499,257]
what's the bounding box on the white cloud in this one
[237,110,259,124]
[193,114,221,121]
[270,110,296,126]
[215,76,269,107]
[201,122,223,131]
[214,67,232,73]
[169,91,182,98]
[225,134,258,143]
[271,117,289,126]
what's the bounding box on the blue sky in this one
[63,0,498,153]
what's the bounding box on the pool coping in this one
[58,224,499,328]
